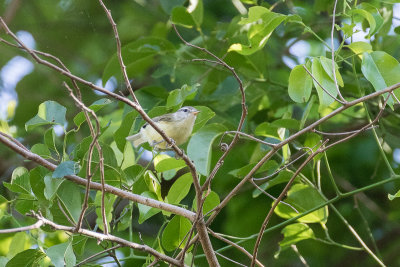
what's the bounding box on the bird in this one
[126,106,200,150]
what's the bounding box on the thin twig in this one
[303,65,346,105]
[208,228,265,267]
[0,133,197,220]
[76,245,122,266]
[250,140,329,267]
[26,212,182,266]
[312,125,378,136]
[331,0,346,103]
[98,0,138,103]
[0,220,43,234]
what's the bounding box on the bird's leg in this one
[166,138,176,148]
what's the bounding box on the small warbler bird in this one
[126,106,200,150]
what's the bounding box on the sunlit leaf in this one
[162,215,192,251]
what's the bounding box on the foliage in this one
[1,0,400,266]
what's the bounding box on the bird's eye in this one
[182,108,188,112]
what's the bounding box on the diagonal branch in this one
[0,132,197,221]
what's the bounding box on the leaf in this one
[30,166,48,201]
[160,0,185,14]
[171,6,195,28]
[346,42,372,58]
[275,223,315,258]
[274,183,328,224]
[192,106,215,133]
[25,101,67,131]
[188,0,203,27]
[114,110,138,152]
[319,56,344,87]
[162,215,192,251]
[228,7,287,55]
[72,235,88,256]
[31,144,52,159]
[6,249,45,267]
[361,51,400,102]
[187,123,227,176]
[311,58,338,108]
[95,192,116,232]
[193,191,220,215]
[154,154,186,173]
[3,167,31,194]
[166,173,193,205]
[351,9,377,38]
[44,174,64,200]
[52,161,80,178]
[288,64,312,103]
[44,127,58,153]
[73,98,113,127]
[102,37,175,84]
[138,191,161,224]
[144,170,162,200]
[166,84,199,108]
[271,119,300,130]
[57,181,82,223]
[47,240,76,267]
[7,232,29,259]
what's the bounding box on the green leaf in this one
[144,170,162,200]
[319,56,344,87]
[52,161,80,178]
[311,58,338,108]
[7,232,28,259]
[288,64,312,103]
[187,123,227,176]
[166,84,199,108]
[274,183,328,224]
[166,173,193,205]
[188,0,203,27]
[102,37,175,84]
[73,98,113,127]
[193,191,220,215]
[3,167,31,194]
[6,249,45,267]
[171,6,195,28]
[254,122,280,139]
[138,191,161,224]
[228,7,287,55]
[271,119,300,130]
[30,166,48,201]
[192,106,215,133]
[160,0,185,14]
[31,144,52,159]
[57,181,82,223]
[154,154,186,173]
[72,235,88,256]
[162,215,192,251]
[388,188,400,200]
[346,41,372,58]
[95,192,116,232]
[229,160,278,179]
[44,174,64,200]
[44,127,58,153]
[351,9,377,38]
[47,240,76,267]
[25,101,67,131]
[275,223,315,258]
[114,110,138,152]
[361,51,400,102]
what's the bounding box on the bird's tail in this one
[126,133,145,148]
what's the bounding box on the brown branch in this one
[208,228,265,267]
[303,65,345,104]
[26,212,182,267]
[330,0,346,103]
[98,0,138,103]
[0,133,196,221]
[63,82,108,235]
[0,220,43,234]
[172,24,248,193]
[250,140,329,267]
[76,245,122,266]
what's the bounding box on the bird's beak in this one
[193,111,200,115]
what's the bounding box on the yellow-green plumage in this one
[126,106,199,150]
